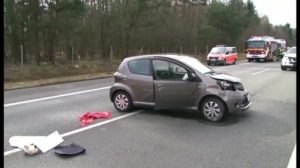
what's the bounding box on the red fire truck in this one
[245,36,280,62]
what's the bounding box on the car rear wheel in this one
[233,58,237,64]
[113,91,133,112]
[200,97,226,122]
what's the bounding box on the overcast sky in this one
[245,0,296,28]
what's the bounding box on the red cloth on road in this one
[79,112,112,126]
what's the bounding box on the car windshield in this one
[287,47,296,54]
[210,47,226,54]
[247,41,265,48]
[179,56,214,74]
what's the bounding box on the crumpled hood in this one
[210,73,241,83]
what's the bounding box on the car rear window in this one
[128,59,151,75]
[231,48,237,53]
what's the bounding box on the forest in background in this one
[4,0,296,66]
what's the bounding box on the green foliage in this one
[4,0,296,65]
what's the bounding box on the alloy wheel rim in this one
[203,101,221,121]
[115,94,129,110]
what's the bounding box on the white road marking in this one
[251,69,270,75]
[250,67,269,69]
[287,144,296,168]
[3,148,22,156]
[4,111,141,156]
[4,86,111,107]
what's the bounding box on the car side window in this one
[153,60,189,81]
[128,59,151,76]
[225,48,230,54]
[232,48,237,53]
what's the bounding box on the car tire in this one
[113,91,133,112]
[200,97,226,122]
[233,59,237,64]
[207,62,211,66]
[248,59,251,62]
[281,66,287,71]
[223,59,226,65]
[264,58,267,62]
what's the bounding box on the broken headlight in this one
[217,80,235,91]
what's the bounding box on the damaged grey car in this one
[109,54,252,122]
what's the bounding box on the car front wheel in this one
[281,66,287,71]
[113,91,133,112]
[223,59,226,65]
[200,97,226,122]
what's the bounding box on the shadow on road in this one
[141,108,253,126]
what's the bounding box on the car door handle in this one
[157,84,163,87]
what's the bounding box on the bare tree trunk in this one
[33,0,40,65]
[110,45,113,64]
[47,29,56,64]
[71,46,74,65]
[12,34,20,65]
[20,44,24,67]
[47,2,58,65]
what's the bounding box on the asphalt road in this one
[4,61,296,168]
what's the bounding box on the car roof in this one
[124,53,197,62]
[287,47,296,51]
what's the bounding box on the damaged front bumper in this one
[224,91,252,113]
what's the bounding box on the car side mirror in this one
[189,73,198,82]
[225,51,230,55]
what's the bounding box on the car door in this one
[126,58,154,103]
[152,59,199,110]
[226,47,233,63]
[232,47,237,62]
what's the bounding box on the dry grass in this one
[4,72,114,90]
[4,60,121,90]
[4,60,121,82]
[238,53,247,61]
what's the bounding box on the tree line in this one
[4,0,296,65]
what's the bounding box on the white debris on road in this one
[9,131,64,154]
